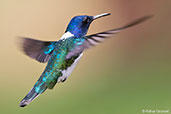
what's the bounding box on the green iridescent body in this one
[34,37,85,92]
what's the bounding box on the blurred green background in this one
[0,0,171,114]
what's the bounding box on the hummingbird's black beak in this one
[93,13,111,20]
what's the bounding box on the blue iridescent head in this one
[65,13,111,38]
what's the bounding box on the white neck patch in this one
[60,31,74,40]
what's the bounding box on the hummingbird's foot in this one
[57,76,67,83]
[61,78,67,82]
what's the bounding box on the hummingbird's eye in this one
[83,17,90,23]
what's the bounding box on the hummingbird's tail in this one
[19,80,47,107]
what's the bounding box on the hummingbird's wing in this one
[66,16,152,59]
[19,37,58,63]
[84,15,152,48]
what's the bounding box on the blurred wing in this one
[85,15,152,47]
[66,15,152,59]
[19,37,57,63]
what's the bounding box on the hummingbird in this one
[19,13,151,107]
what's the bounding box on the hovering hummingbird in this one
[19,13,151,107]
